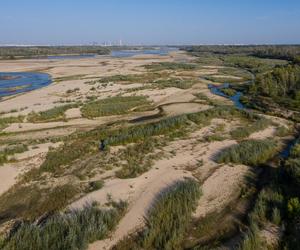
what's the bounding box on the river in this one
[208,81,298,158]
[0,72,52,98]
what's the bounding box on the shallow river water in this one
[0,72,52,97]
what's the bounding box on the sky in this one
[1,0,300,45]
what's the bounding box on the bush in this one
[285,140,300,187]
[216,139,278,165]
[239,224,264,250]
[88,180,104,192]
[272,207,281,225]
[287,198,300,219]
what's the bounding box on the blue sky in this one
[1,0,300,45]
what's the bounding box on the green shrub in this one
[239,224,264,250]
[272,207,281,225]
[88,180,104,192]
[290,143,300,158]
[287,198,300,219]
[285,140,300,187]
[216,139,278,165]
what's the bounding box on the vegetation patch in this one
[86,72,166,85]
[0,184,79,222]
[116,138,164,178]
[216,139,278,165]
[40,141,95,174]
[218,67,253,81]
[0,116,24,130]
[115,178,201,250]
[81,96,151,118]
[220,88,237,96]
[88,180,104,192]
[145,62,197,71]
[27,104,79,123]
[1,201,127,250]
[154,78,196,89]
[230,118,272,140]
[0,144,28,165]
[36,107,254,177]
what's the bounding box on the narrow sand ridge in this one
[161,102,210,116]
[194,164,249,218]
[3,110,157,133]
[249,126,276,140]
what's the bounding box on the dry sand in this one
[249,126,276,140]
[161,102,210,116]
[0,166,21,196]
[194,164,249,218]
[0,142,61,196]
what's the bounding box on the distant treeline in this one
[0,46,111,59]
[183,45,300,63]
